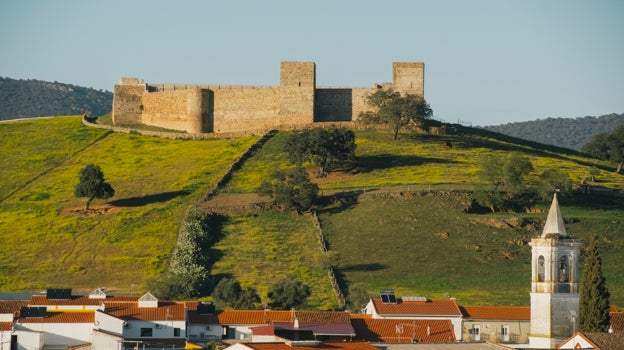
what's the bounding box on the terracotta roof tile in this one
[18,312,95,323]
[351,317,455,343]
[218,310,292,324]
[186,311,219,324]
[0,300,28,314]
[460,306,530,320]
[610,312,624,331]
[371,298,461,316]
[294,311,352,324]
[237,341,378,350]
[270,321,356,336]
[189,310,353,325]
[0,322,12,331]
[609,305,618,312]
[251,324,276,336]
[582,332,624,350]
[102,301,186,321]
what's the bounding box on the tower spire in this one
[541,193,567,238]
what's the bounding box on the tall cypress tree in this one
[579,236,611,332]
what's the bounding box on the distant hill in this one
[481,113,624,151]
[0,77,113,120]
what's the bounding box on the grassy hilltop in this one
[1,116,622,309]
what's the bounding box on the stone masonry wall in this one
[212,86,280,133]
[315,87,374,122]
[112,81,145,125]
[141,89,190,131]
[279,61,316,119]
[392,62,425,97]
[111,61,424,134]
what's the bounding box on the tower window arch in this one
[538,256,545,282]
[559,255,569,283]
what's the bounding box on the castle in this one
[112,62,424,135]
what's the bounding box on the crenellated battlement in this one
[112,61,424,134]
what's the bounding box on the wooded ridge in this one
[0,77,112,120]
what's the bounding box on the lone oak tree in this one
[284,127,356,177]
[257,167,319,214]
[359,88,433,140]
[74,164,115,211]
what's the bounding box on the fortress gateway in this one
[112,62,424,135]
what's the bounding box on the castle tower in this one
[186,88,213,133]
[112,78,147,125]
[392,62,425,98]
[279,61,316,120]
[529,193,581,349]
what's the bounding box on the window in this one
[471,324,480,341]
[174,327,181,337]
[559,255,569,282]
[501,325,509,342]
[140,327,153,337]
[538,256,545,282]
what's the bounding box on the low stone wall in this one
[311,210,346,308]
[199,130,278,202]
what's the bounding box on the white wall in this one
[363,301,461,341]
[95,310,125,335]
[0,330,14,349]
[230,325,254,340]
[11,329,44,350]
[121,319,186,339]
[15,322,92,346]
[557,334,595,349]
[187,323,221,341]
[92,329,123,350]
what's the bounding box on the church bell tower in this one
[529,193,581,349]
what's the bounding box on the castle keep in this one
[112,62,424,134]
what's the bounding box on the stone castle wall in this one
[112,62,424,134]
[212,86,279,133]
[314,87,373,122]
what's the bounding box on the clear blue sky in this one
[1,0,622,126]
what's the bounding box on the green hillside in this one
[0,116,259,292]
[217,126,624,307]
[1,116,622,310]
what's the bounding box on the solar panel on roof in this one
[46,288,72,300]
[197,302,215,315]
[380,289,397,304]
[402,296,427,302]
[20,306,47,318]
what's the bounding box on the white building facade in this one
[529,194,581,349]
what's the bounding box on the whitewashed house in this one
[363,290,463,341]
[92,292,187,349]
